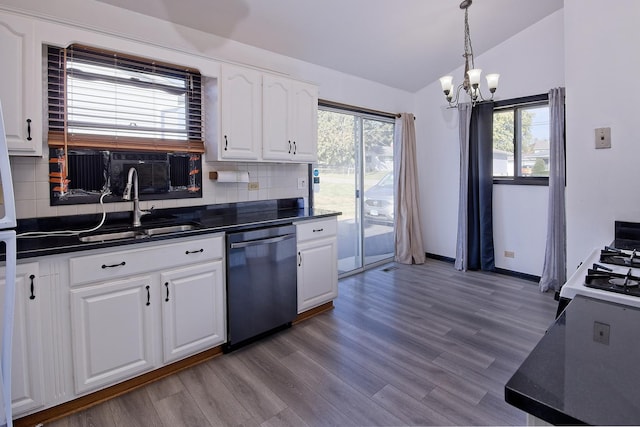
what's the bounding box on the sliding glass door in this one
[315,106,395,276]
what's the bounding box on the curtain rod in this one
[396,113,416,120]
[319,99,397,119]
[318,99,416,120]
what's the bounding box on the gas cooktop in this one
[560,247,640,308]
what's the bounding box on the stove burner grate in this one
[585,265,640,297]
[600,247,640,268]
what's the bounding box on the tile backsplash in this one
[10,155,309,219]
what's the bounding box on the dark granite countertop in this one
[505,295,640,425]
[10,198,340,260]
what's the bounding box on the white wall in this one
[564,0,640,271]
[0,0,414,219]
[414,10,565,276]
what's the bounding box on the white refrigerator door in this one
[0,99,17,427]
[0,100,16,230]
[0,231,15,427]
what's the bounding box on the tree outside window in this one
[493,102,550,183]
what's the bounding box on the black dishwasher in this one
[224,224,297,352]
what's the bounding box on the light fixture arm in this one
[444,82,494,109]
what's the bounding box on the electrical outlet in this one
[595,127,611,149]
[504,251,515,258]
[593,321,610,345]
[297,177,307,189]
[248,182,259,191]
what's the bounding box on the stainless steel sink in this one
[78,224,197,242]
[78,230,145,242]
[143,224,197,236]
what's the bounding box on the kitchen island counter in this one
[505,295,640,425]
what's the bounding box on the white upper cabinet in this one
[212,63,318,163]
[263,75,318,162]
[219,64,262,160]
[0,12,42,156]
[262,75,291,160]
[290,80,319,162]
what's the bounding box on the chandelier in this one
[439,0,499,107]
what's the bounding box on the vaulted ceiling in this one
[96,0,563,92]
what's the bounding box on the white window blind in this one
[47,44,204,153]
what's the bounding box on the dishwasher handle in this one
[230,233,295,249]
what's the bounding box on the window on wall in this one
[46,44,203,205]
[47,44,204,153]
[493,94,551,185]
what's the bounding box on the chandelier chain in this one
[464,8,474,70]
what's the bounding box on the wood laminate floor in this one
[46,259,557,426]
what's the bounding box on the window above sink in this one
[45,44,204,206]
[46,44,204,154]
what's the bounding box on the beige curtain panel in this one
[393,113,425,265]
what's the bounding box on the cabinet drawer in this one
[296,218,337,242]
[70,235,224,286]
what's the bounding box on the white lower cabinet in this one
[0,262,45,417]
[161,260,225,364]
[296,218,338,313]
[69,274,155,395]
[68,234,226,395]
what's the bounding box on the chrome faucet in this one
[122,167,151,227]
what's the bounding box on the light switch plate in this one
[595,127,611,149]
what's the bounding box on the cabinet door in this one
[160,261,225,363]
[70,275,155,394]
[219,64,261,160]
[263,76,318,162]
[0,14,41,156]
[297,237,338,313]
[262,74,293,161]
[0,263,44,416]
[290,81,318,162]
